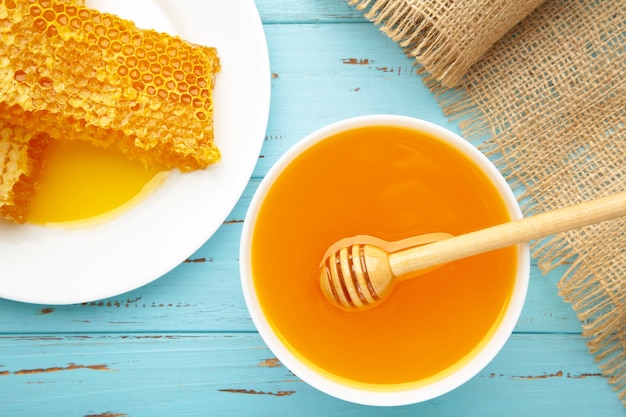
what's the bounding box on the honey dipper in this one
[320,191,626,311]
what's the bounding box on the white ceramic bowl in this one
[240,115,529,406]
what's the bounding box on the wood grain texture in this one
[0,334,619,417]
[0,0,623,415]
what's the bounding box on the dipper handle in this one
[390,191,626,277]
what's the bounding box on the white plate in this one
[0,0,270,304]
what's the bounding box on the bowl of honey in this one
[240,115,529,406]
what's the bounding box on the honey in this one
[28,139,167,225]
[251,125,517,387]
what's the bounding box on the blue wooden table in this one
[1,1,624,415]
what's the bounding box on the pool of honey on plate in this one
[251,125,518,387]
[28,139,167,225]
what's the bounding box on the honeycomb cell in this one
[97,37,109,49]
[119,31,130,43]
[101,14,112,27]
[170,57,181,69]
[110,40,122,53]
[38,76,53,87]
[56,13,68,25]
[94,24,105,36]
[46,24,58,37]
[131,34,141,47]
[69,17,81,29]
[122,44,134,56]
[29,5,41,16]
[138,59,149,72]
[33,17,47,32]
[173,69,184,81]
[158,55,169,66]
[13,70,27,82]
[77,8,89,20]
[128,68,140,80]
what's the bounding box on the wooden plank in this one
[0,333,622,416]
[254,0,365,23]
[256,23,458,178]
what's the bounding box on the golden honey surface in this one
[28,139,166,225]
[251,126,517,386]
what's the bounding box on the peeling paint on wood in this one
[489,370,606,380]
[569,372,604,379]
[219,388,295,397]
[342,57,370,65]
[184,257,210,263]
[79,296,192,308]
[4,363,110,375]
[81,296,143,308]
[258,358,281,368]
[83,413,127,417]
[513,370,564,379]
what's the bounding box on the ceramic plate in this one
[0,0,270,304]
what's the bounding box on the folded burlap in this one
[350,0,626,406]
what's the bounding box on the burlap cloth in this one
[349,0,626,405]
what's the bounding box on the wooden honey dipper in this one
[319,191,626,311]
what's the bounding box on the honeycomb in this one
[0,0,82,223]
[0,0,221,171]
[0,121,49,224]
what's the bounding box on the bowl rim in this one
[240,114,530,406]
